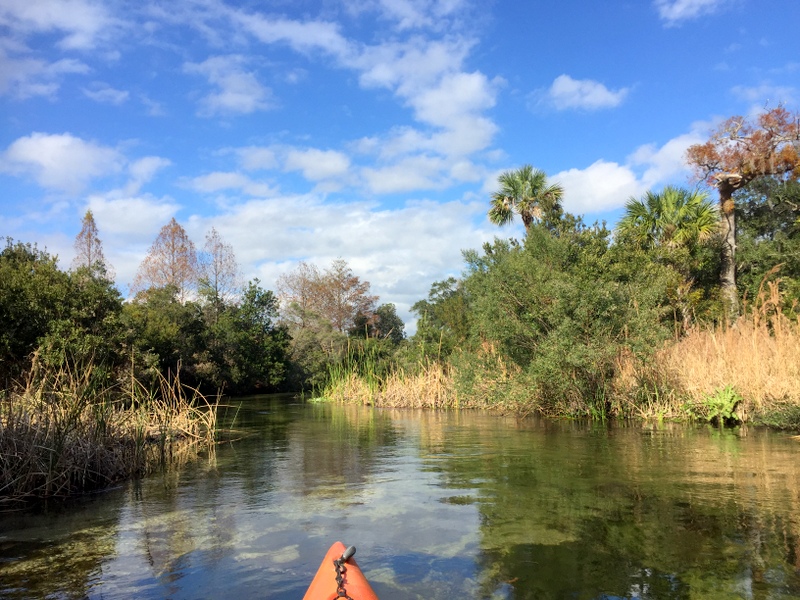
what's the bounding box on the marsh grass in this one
[621,278,800,425]
[0,354,218,505]
[324,361,458,408]
[322,341,534,412]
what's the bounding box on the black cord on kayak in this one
[334,546,357,599]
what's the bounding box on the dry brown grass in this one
[664,280,800,411]
[617,278,800,423]
[0,356,217,505]
[324,362,459,409]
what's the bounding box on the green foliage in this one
[123,280,290,395]
[462,222,672,416]
[0,240,124,387]
[488,164,564,231]
[215,280,289,393]
[616,186,718,250]
[122,285,205,383]
[686,385,743,426]
[411,277,471,360]
[348,303,406,345]
[736,178,800,313]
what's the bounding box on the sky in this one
[1,0,799,332]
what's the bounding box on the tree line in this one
[1,212,404,396]
[327,107,800,422]
[2,107,798,419]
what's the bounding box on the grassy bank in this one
[321,285,800,428]
[621,282,800,427]
[0,355,218,506]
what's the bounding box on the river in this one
[2,395,800,599]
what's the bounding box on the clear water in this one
[2,396,800,599]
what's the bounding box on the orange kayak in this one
[303,542,379,600]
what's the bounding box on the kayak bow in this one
[303,542,379,600]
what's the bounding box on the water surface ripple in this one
[2,397,800,599]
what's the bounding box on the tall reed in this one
[0,354,218,505]
[618,278,800,423]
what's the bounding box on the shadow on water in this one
[2,398,800,599]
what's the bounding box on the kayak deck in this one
[303,541,379,600]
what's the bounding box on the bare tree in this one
[276,258,378,332]
[132,217,198,302]
[276,261,325,329]
[686,106,800,315]
[72,209,114,278]
[199,227,242,308]
[321,259,377,333]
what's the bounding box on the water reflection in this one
[1,400,800,599]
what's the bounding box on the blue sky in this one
[1,0,798,329]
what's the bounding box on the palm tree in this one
[617,186,718,332]
[488,165,564,232]
[616,186,718,250]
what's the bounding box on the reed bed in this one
[618,279,800,424]
[0,356,218,505]
[324,362,458,408]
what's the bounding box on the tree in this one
[735,177,800,309]
[199,227,241,319]
[72,210,113,278]
[463,223,670,416]
[228,280,289,391]
[616,186,718,250]
[411,277,471,358]
[616,186,719,331]
[276,261,325,329]
[277,259,378,333]
[321,259,378,333]
[1,239,124,386]
[349,303,406,344]
[132,218,199,302]
[488,165,564,232]
[122,285,205,384]
[686,106,800,315]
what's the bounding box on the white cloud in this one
[0,0,118,49]
[84,194,182,292]
[542,75,630,111]
[731,84,798,114]
[0,50,89,98]
[234,14,351,57]
[364,0,469,31]
[0,132,124,193]
[355,37,473,94]
[554,160,644,215]
[654,0,730,25]
[186,192,496,330]
[410,70,497,128]
[284,149,351,181]
[87,195,180,239]
[237,146,278,171]
[83,82,129,104]
[553,127,708,215]
[125,156,171,194]
[184,55,274,116]
[627,130,705,189]
[362,155,448,194]
[187,171,278,197]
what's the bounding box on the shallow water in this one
[2,396,800,599]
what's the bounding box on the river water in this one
[2,395,800,599]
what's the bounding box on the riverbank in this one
[322,296,800,429]
[0,358,218,506]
